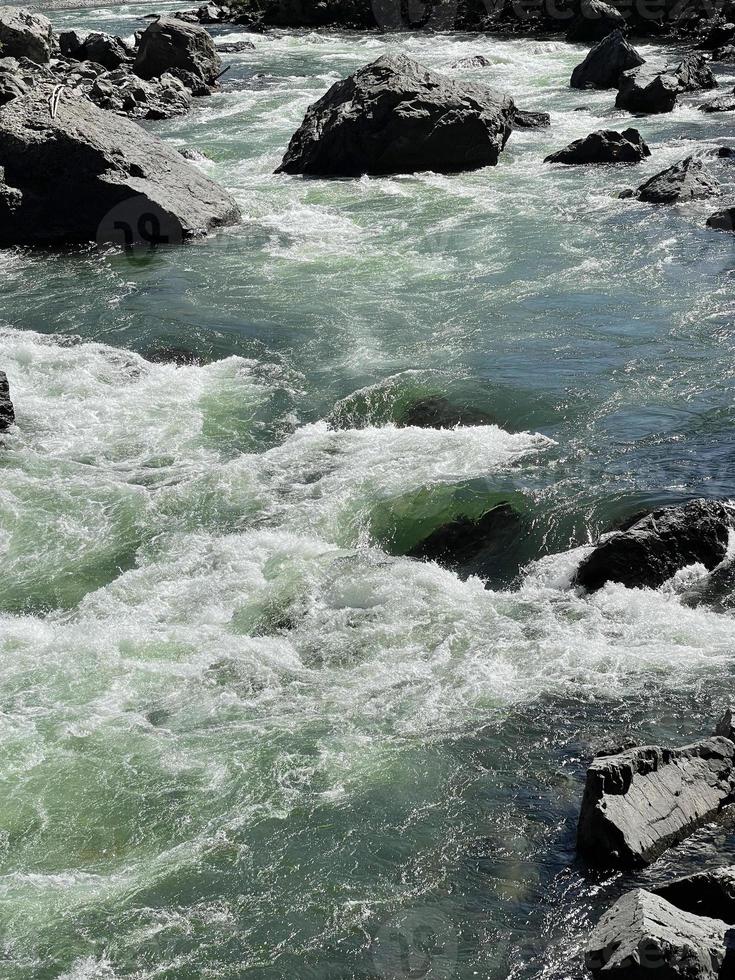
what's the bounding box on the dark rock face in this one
[698,19,735,50]
[0,6,52,64]
[79,32,133,72]
[0,68,28,106]
[276,54,515,177]
[513,108,551,128]
[713,44,735,61]
[570,31,645,90]
[577,737,735,868]
[0,86,240,246]
[630,156,720,204]
[544,128,650,165]
[398,396,496,429]
[616,68,678,114]
[653,867,735,924]
[708,207,735,230]
[575,499,735,591]
[700,94,735,113]
[88,69,192,120]
[717,707,735,742]
[0,371,14,431]
[405,502,522,575]
[58,29,86,59]
[668,53,717,92]
[134,18,222,89]
[566,0,626,43]
[684,559,735,610]
[586,889,730,978]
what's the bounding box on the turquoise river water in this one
[2,4,735,978]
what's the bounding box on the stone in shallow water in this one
[627,156,720,204]
[0,371,14,431]
[652,866,735,924]
[577,736,735,868]
[616,68,679,114]
[275,54,515,177]
[405,502,522,577]
[566,0,626,44]
[668,53,717,92]
[570,30,645,90]
[544,128,649,165]
[134,17,222,90]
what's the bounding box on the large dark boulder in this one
[697,18,735,50]
[570,30,645,90]
[708,206,735,230]
[566,0,626,43]
[668,53,717,92]
[0,86,240,246]
[513,108,550,128]
[574,499,735,591]
[275,54,515,177]
[544,128,650,165]
[653,867,735,924]
[0,6,52,64]
[627,155,720,204]
[58,29,86,60]
[80,32,133,72]
[134,18,222,90]
[577,737,735,868]
[586,889,731,978]
[0,371,14,430]
[616,68,679,114]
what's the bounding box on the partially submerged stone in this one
[0,371,14,430]
[570,30,645,90]
[627,156,720,204]
[545,128,650,165]
[653,866,735,924]
[616,69,678,114]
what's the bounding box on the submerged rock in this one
[405,502,522,576]
[0,371,14,430]
[668,53,717,92]
[700,94,735,113]
[275,54,515,177]
[575,499,735,591]
[451,54,492,69]
[652,866,735,924]
[513,108,551,129]
[134,17,222,90]
[566,0,626,43]
[577,736,735,868]
[0,86,240,246]
[544,128,650,165]
[570,30,645,90]
[398,396,496,429]
[0,6,52,64]
[625,156,720,204]
[216,39,255,52]
[616,68,678,113]
[586,889,731,978]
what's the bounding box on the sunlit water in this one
[2,4,735,978]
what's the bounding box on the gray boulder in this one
[567,0,626,43]
[668,53,717,92]
[544,128,650,165]
[616,68,678,114]
[0,371,14,430]
[0,6,51,64]
[0,68,28,105]
[586,889,731,978]
[80,32,133,71]
[708,206,735,230]
[88,69,192,119]
[700,94,735,112]
[577,736,735,868]
[653,866,735,923]
[58,29,86,59]
[627,156,720,204]
[276,55,516,177]
[0,85,239,246]
[451,54,492,69]
[570,30,645,90]
[134,17,221,90]
[216,39,255,52]
[513,108,550,128]
[575,499,735,591]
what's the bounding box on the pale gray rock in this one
[0,6,52,64]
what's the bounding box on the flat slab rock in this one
[577,736,735,868]
[624,155,720,204]
[586,888,732,978]
[276,54,515,177]
[545,128,650,165]
[0,85,240,246]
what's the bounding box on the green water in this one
[2,6,735,978]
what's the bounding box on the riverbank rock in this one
[77,32,134,71]
[88,69,192,119]
[616,68,678,113]
[0,86,240,246]
[717,707,735,741]
[134,17,221,91]
[0,6,52,64]
[0,371,14,430]
[566,0,626,43]
[544,128,650,164]
[574,499,735,591]
[570,31,645,90]
[668,53,717,92]
[276,54,515,177]
[577,736,735,868]
[707,206,735,230]
[585,889,731,978]
[652,866,735,923]
[624,156,720,203]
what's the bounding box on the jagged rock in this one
[79,32,133,71]
[0,85,239,246]
[134,17,222,90]
[712,44,735,61]
[88,69,192,119]
[216,39,255,52]
[570,30,645,90]
[708,206,735,230]
[653,866,735,923]
[179,147,210,162]
[0,6,52,64]
[58,29,86,59]
[586,889,731,978]
[616,68,678,113]
[697,18,735,50]
[700,94,735,112]
[626,156,719,204]
[668,53,717,92]
[577,736,735,868]
[0,68,28,105]
[683,559,735,611]
[405,502,522,577]
[276,54,515,177]
[575,499,735,591]
[398,396,496,428]
[0,371,14,430]
[451,54,492,69]
[514,108,550,128]
[545,128,650,165]
[566,0,626,43]
[717,707,735,741]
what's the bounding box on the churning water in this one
[2,4,735,977]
